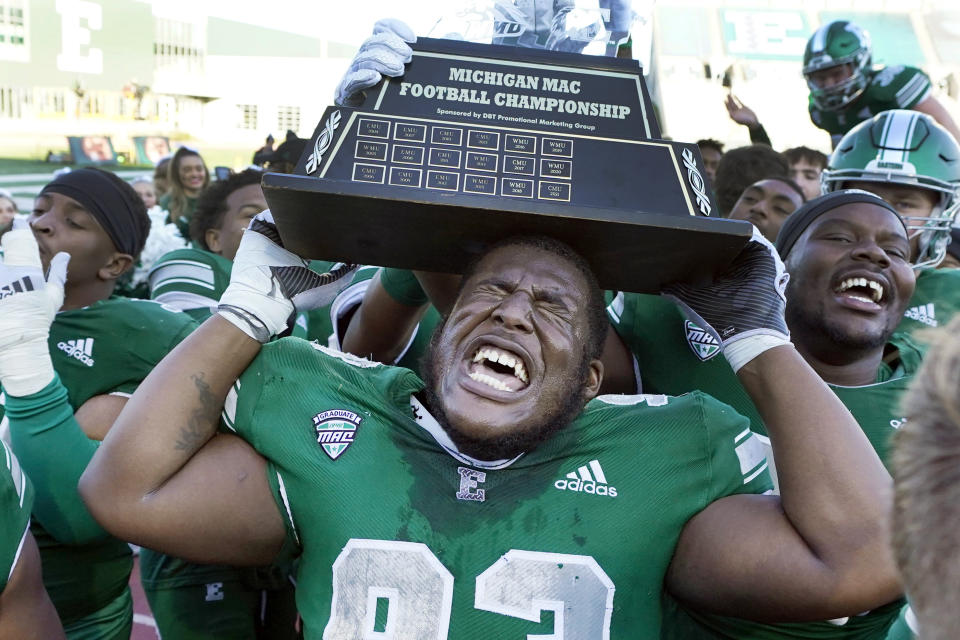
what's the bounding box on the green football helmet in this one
[822,109,960,269]
[803,20,872,111]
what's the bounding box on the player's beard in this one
[420,318,591,462]
[786,286,892,355]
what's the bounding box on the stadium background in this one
[2,0,959,170]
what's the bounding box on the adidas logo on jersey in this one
[904,303,937,327]
[57,338,95,367]
[553,460,617,498]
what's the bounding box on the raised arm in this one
[413,270,462,317]
[80,212,356,565]
[341,269,428,363]
[663,230,898,620]
[0,220,112,545]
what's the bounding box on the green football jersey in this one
[0,439,32,594]
[149,247,234,322]
[223,338,772,638]
[3,296,196,625]
[809,65,932,145]
[884,604,918,640]
[608,291,918,638]
[303,265,442,373]
[47,297,197,405]
[897,267,960,335]
[148,247,362,343]
[306,264,380,347]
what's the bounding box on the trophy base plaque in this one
[265,172,750,293]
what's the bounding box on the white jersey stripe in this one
[149,259,216,279]
[905,606,920,633]
[744,461,770,485]
[898,80,928,108]
[2,441,24,506]
[221,381,241,431]
[151,276,217,291]
[7,524,29,583]
[895,74,923,99]
[275,471,300,546]
[154,290,219,313]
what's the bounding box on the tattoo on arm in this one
[175,373,220,452]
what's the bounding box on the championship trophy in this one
[263,6,751,293]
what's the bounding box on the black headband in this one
[40,169,146,256]
[775,189,906,258]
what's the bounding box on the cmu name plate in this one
[264,38,751,293]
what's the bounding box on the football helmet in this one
[803,21,872,111]
[822,109,960,269]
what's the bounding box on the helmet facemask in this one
[805,59,870,111]
[803,21,873,111]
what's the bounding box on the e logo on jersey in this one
[312,409,363,460]
[685,320,720,361]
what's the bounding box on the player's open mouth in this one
[467,345,530,393]
[832,273,889,313]
[834,275,885,304]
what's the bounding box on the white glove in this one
[334,18,416,107]
[662,227,792,373]
[218,210,358,343]
[0,218,70,396]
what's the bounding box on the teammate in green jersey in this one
[621,190,916,638]
[150,168,267,321]
[150,168,367,348]
[822,109,960,336]
[0,169,196,640]
[79,206,899,637]
[803,20,960,147]
[0,439,65,639]
[888,318,960,640]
